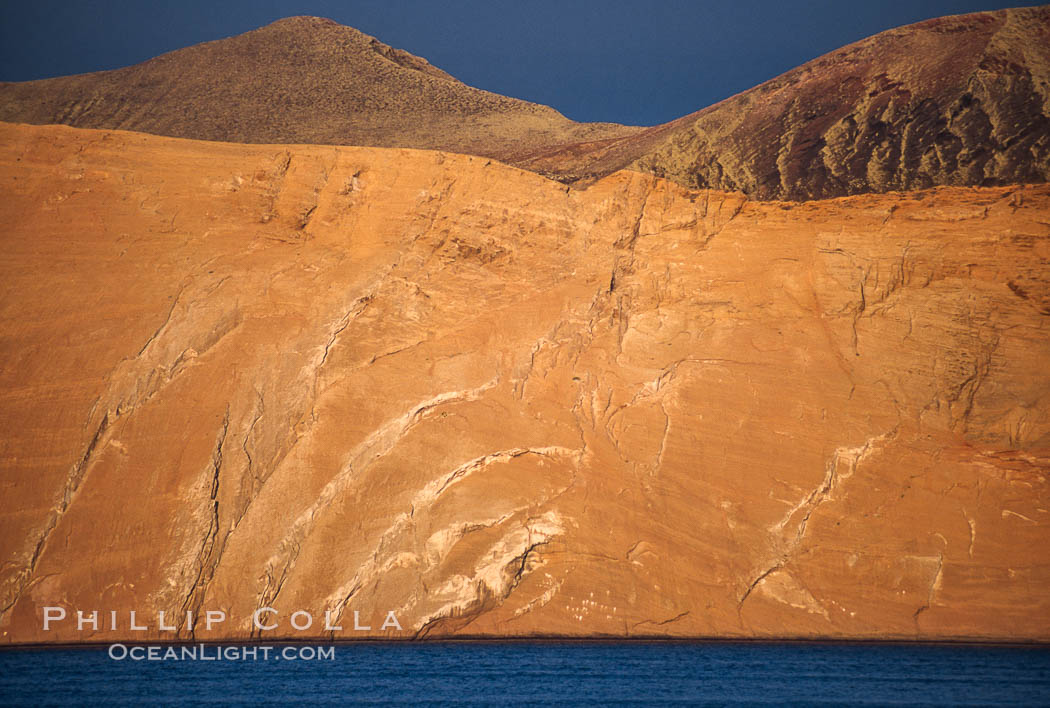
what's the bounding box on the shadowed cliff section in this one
[0,16,637,161]
[520,5,1050,200]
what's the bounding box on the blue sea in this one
[2,641,1049,706]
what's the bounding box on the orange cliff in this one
[0,122,1048,644]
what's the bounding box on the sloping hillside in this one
[521,6,1050,199]
[0,16,638,161]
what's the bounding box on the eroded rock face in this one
[0,123,1048,644]
[522,6,1050,199]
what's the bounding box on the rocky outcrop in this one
[521,6,1050,199]
[0,16,637,162]
[1,123,1047,644]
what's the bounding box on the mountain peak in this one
[0,16,636,156]
[265,14,339,25]
[247,15,460,83]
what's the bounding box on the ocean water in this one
[2,641,1048,706]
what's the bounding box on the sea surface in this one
[2,641,1048,706]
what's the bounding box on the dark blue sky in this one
[0,1,1039,126]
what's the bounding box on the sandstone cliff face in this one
[521,6,1050,199]
[0,16,637,161]
[1,122,1048,644]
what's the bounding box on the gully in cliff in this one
[41,607,403,633]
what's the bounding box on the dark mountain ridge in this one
[522,5,1050,199]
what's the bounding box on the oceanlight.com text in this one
[107,644,335,661]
